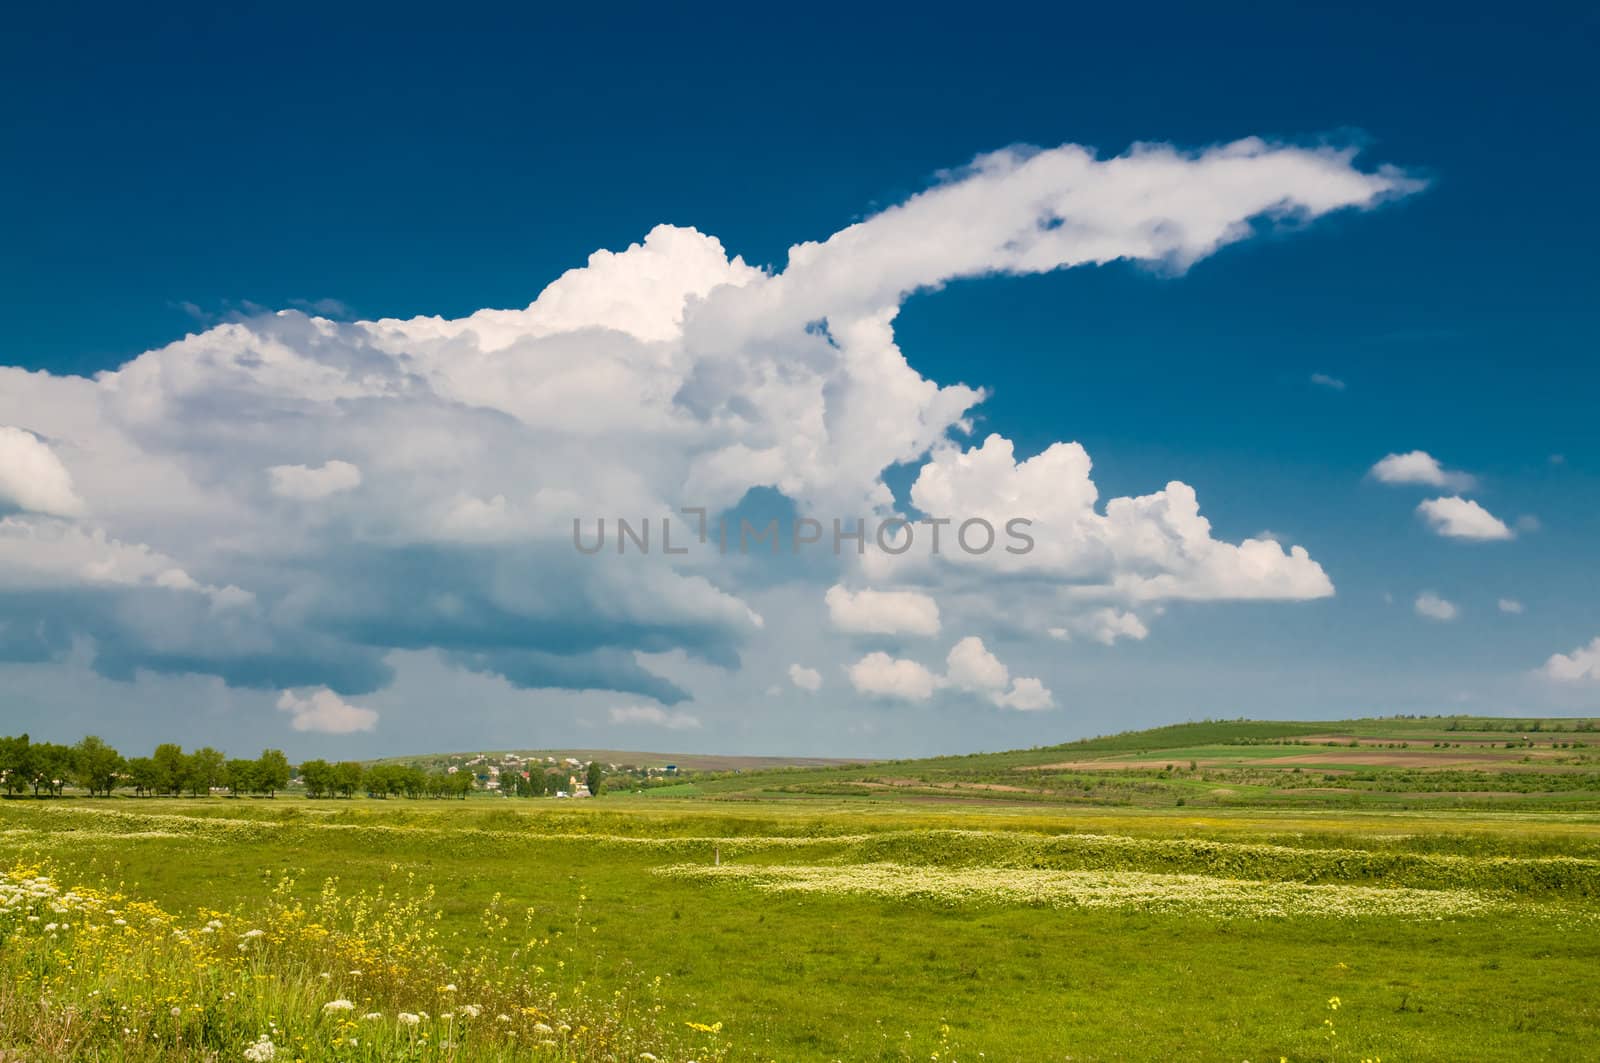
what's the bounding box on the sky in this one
[1,2,1597,758]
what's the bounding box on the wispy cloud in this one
[1370,451,1476,491]
[608,705,702,730]
[1414,591,1458,622]
[1417,496,1514,541]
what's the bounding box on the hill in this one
[643,715,1600,811]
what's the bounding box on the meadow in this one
[3,718,1599,1061]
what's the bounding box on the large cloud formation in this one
[0,139,1417,722]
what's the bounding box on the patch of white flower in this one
[242,1035,275,1062]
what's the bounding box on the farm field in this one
[4,718,1600,1061]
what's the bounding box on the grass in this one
[3,716,1599,1061]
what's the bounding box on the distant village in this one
[417,751,685,799]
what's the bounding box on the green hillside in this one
[649,715,1600,811]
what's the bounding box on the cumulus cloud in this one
[884,434,1335,609]
[846,637,1053,710]
[1048,608,1150,645]
[825,585,941,636]
[1370,451,1476,491]
[0,426,86,517]
[1414,591,1458,622]
[609,704,703,729]
[1416,496,1514,541]
[788,663,822,692]
[1540,637,1600,683]
[276,687,378,733]
[945,636,1011,693]
[994,676,1055,711]
[0,137,1417,727]
[945,635,1054,711]
[847,652,941,701]
[267,460,362,500]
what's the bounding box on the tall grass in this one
[0,865,726,1062]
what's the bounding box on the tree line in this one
[0,734,603,799]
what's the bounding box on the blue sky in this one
[1,2,1596,757]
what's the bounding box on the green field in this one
[4,717,1600,1061]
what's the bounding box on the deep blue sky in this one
[1,1,1597,754]
[6,2,1594,370]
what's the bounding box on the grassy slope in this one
[662,716,1600,811]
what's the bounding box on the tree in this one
[31,742,74,796]
[187,747,226,796]
[399,766,428,799]
[0,734,33,796]
[256,749,290,797]
[299,758,334,798]
[73,736,125,797]
[332,761,364,798]
[126,756,160,797]
[585,761,604,798]
[225,758,258,796]
[364,763,403,798]
[152,743,188,796]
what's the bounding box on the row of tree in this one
[300,760,474,799]
[0,734,291,797]
[0,734,605,799]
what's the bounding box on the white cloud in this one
[1369,451,1476,491]
[1309,373,1346,391]
[944,635,1054,711]
[887,434,1334,606]
[1540,637,1600,683]
[276,687,378,734]
[788,663,822,692]
[267,460,362,500]
[1498,598,1525,615]
[608,704,702,729]
[994,676,1054,712]
[945,636,1011,693]
[0,516,249,607]
[1414,591,1458,622]
[847,652,940,701]
[1048,608,1150,645]
[825,585,941,636]
[0,426,86,517]
[0,136,1417,711]
[1416,496,1514,541]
